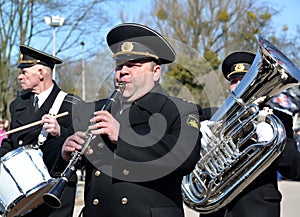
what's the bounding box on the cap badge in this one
[121,42,134,52]
[234,63,245,72]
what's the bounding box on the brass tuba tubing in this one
[43,83,125,208]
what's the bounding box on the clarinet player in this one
[61,23,201,217]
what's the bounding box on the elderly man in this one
[0,45,80,217]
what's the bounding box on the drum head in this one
[0,146,56,216]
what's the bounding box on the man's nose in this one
[119,66,129,75]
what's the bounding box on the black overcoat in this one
[0,82,80,217]
[74,85,201,217]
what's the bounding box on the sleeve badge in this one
[186,114,199,130]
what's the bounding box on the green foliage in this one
[217,10,229,22]
[282,25,288,31]
[204,50,221,70]
[161,53,218,107]
[247,11,257,20]
[157,8,168,20]
[260,12,272,21]
[162,63,204,104]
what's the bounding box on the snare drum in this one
[0,145,56,217]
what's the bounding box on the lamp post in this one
[44,15,64,80]
[80,41,86,101]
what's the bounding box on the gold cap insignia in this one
[121,42,134,52]
[186,114,199,130]
[234,63,245,72]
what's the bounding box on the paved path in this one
[73,180,300,217]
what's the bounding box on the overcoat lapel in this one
[13,82,62,136]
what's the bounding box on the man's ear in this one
[153,65,161,82]
[38,68,44,80]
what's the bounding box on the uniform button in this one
[92,198,99,205]
[18,140,23,145]
[123,169,129,176]
[94,170,101,176]
[121,197,128,205]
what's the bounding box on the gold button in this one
[123,169,129,176]
[92,198,99,205]
[18,140,23,145]
[94,170,101,176]
[121,197,128,205]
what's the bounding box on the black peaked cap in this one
[222,51,255,80]
[106,23,176,65]
[18,45,62,69]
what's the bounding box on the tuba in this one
[181,35,300,213]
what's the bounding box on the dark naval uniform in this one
[74,85,201,217]
[0,82,81,217]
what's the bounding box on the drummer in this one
[0,45,81,217]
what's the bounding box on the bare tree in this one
[0,0,112,119]
[0,0,35,118]
[152,0,278,65]
[144,0,283,107]
[57,48,115,102]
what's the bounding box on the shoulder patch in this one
[186,114,199,130]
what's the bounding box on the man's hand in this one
[88,110,120,144]
[41,114,61,137]
[61,132,86,162]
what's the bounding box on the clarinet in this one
[43,83,125,208]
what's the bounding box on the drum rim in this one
[4,179,57,216]
[0,145,40,162]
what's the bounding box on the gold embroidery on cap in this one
[121,42,134,52]
[20,59,40,64]
[19,54,40,64]
[234,63,245,72]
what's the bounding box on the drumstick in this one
[0,111,69,136]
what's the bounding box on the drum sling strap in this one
[37,91,68,147]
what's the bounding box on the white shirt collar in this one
[34,84,54,108]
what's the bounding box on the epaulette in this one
[64,94,82,105]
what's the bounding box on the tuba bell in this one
[181,35,300,213]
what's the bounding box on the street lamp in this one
[80,41,86,101]
[44,15,65,80]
